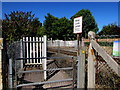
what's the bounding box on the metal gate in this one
[14,57,76,89]
[8,35,77,89]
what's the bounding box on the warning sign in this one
[73,16,82,34]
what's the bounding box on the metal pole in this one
[8,58,13,89]
[77,34,80,56]
[77,34,80,88]
[20,40,23,69]
[15,59,17,89]
[72,57,75,90]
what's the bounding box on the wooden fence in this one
[87,31,120,88]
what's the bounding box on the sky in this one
[2,2,119,32]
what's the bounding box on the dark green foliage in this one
[44,9,98,40]
[44,13,75,40]
[51,17,75,40]
[3,9,99,41]
[44,13,59,39]
[98,24,120,35]
[2,11,42,43]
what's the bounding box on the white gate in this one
[22,36,47,79]
[22,36,47,65]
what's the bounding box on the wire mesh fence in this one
[94,35,120,88]
[95,55,120,88]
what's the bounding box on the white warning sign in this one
[73,16,82,34]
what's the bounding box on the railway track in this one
[48,47,77,56]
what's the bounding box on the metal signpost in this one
[73,16,83,88]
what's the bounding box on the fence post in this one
[87,31,96,88]
[43,35,47,80]
[20,40,23,69]
[8,58,13,89]
[79,39,85,88]
[72,57,76,89]
[77,38,85,88]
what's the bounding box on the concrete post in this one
[87,31,96,88]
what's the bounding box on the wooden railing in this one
[87,31,120,88]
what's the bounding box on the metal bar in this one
[15,58,17,88]
[17,67,73,74]
[72,57,75,90]
[77,34,81,88]
[22,37,25,67]
[20,40,23,69]
[77,55,80,88]
[16,56,74,60]
[16,78,73,88]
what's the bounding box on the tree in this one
[36,26,45,36]
[71,9,98,38]
[43,13,58,39]
[51,17,75,40]
[2,11,42,43]
[98,24,120,35]
[44,13,75,40]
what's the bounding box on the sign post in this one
[73,16,84,88]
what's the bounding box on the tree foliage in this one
[2,11,42,43]
[44,13,58,39]
[71,9,98,38]
[98,24,120,35]
[44,13,75,40]
[3,9,99,41]
[51,17,74,40]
